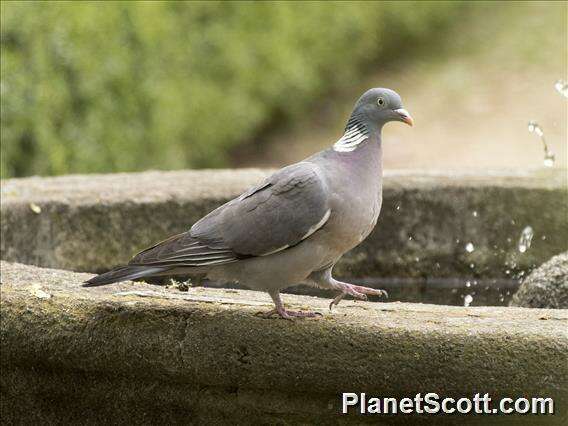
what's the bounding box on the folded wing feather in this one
[127,161,331,269]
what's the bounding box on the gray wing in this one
[191,161,331,256]
[127,231,237,267]
[127,161,331,268]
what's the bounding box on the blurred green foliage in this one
[1,1,464,178]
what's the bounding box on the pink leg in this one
[328,281,388,310]
[256,291,322,320]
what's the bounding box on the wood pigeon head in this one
[351,88,413,129]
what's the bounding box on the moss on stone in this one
[1,261,567,424]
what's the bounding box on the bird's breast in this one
[311,138,383,256]
[322,185,381,256]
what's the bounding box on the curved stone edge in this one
[511,251,568,309]
[1,261,567,423]
[2,169,567,278]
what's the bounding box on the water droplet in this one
[528,121,555,168]
[465,281,471,288]
[408,235,413,241]
[528,121,543,136]
[555,79,568,98]
[464,294,473,307]
[499,295,505,303]
[472,211,478,217]
[415,257,420,262]
[396,205,401,211]
[544,152,555,167]
[505,269,510,275]
[29,203,41,214]
[465,242,475,253]
[469,263,475,269]
[518,226,534,253]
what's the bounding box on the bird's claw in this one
[329,284,388,311]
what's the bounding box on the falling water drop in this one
[29,203,42,214]
[555,79,568,98]
[465,281,471,288]
[518,226,534,253]
[528,121,555,168]
[543,152,555,168]
[464,294,473,307]
[465,242,475,253]
[528,121,543,136]
[472,211,478,217]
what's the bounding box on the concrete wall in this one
[2,169,567,280]
[2,169,567,424]
[1,261,567,425]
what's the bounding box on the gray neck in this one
[328,122,383,200]
[333,113,382,152]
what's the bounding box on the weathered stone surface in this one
[510,252,568,309]
[1,261,567,424]
[1,168,566,280]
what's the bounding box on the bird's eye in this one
[377,97,385,107]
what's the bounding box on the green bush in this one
[1,1,464,178]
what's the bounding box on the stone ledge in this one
[1,168,567,279]
[511,251,568,309]
[1,261,567,424]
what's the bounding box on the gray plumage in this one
[85,88,413,319]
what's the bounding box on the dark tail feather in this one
[83,265,169,287]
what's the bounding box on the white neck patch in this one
[333,115,369,152]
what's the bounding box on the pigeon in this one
[85,88,413,319]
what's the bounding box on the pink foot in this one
[330,283,388,310]
[260,291,323,319]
